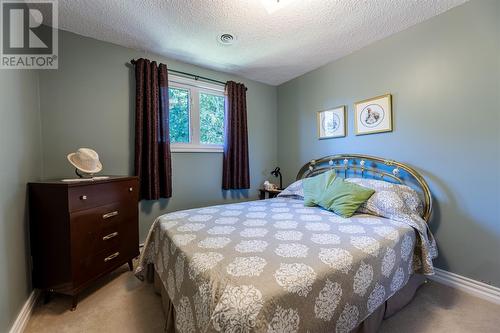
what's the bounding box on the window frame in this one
[168,75,225,153]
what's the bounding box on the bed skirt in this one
[149,264,425,333]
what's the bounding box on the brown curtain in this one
[133,58,172,200]
[222,81,250,190]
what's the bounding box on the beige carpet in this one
[25,265,165,333]
[25,265,500,333]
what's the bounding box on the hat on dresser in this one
[67,148,103,174]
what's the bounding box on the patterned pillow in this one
[277,179,304,199]
[345,178,424,216]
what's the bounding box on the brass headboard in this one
[296,154,433,222]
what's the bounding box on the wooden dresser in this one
[29,176,140,310]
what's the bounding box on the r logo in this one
[1,0,57,68]
[2,1,53,54]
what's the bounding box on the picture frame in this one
[354,94,392,135]
[317,106,346,139]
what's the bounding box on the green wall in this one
[0,71,42,331]
[38,30,278,240]
[277,0,500,287]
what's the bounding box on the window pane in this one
[169,87,190,143]
[199,92,225,145]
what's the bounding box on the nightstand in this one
[259,188,282,199]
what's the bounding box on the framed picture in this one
[317,106,346,139]
[354,94,392,135]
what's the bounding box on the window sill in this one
[171,145,224,153]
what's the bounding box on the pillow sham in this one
[302,170,336,206]
[315,177,375,218]
[345,178,424,216]
[277,179,304,199]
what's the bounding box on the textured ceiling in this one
[56,0,467,85]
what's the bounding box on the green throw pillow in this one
[317,177,375,218]
[302,170,336,206]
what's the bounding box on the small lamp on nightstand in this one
[271,167,283,190]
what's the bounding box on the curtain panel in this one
[133,58,172,200]
[222,81,250,190]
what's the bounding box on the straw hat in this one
[67,148,103,174]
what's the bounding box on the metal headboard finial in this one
[360,160,366,178]
[296,154,433,223]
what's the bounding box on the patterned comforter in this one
[136,197,433,333]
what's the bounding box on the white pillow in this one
[277,179,304,199]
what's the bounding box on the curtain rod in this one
[130,59,226,86]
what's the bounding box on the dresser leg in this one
[43,290,53,304]
[70,295,78,311]
[127,259,134,271]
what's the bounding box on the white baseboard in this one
[9,289,40,333]
[429,268,500,305]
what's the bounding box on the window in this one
[200,92,225,145]
[168,75,225,152]
[169,87,190,144]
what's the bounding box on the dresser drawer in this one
[70,202,138,259]
[100,218,139,252]
[74,243,137,286]
[68,179,138,212]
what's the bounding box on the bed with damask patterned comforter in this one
[136,192,437,333]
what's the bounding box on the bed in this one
[136,154,437,332]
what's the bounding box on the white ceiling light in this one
[261,0,298,14]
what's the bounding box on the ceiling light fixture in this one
[261,0,297,14]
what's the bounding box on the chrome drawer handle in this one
[129,187,133,192]
[104,252,120,262]
[80,195,87,200]
[102,232,118,241]
[102,211,118,219]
